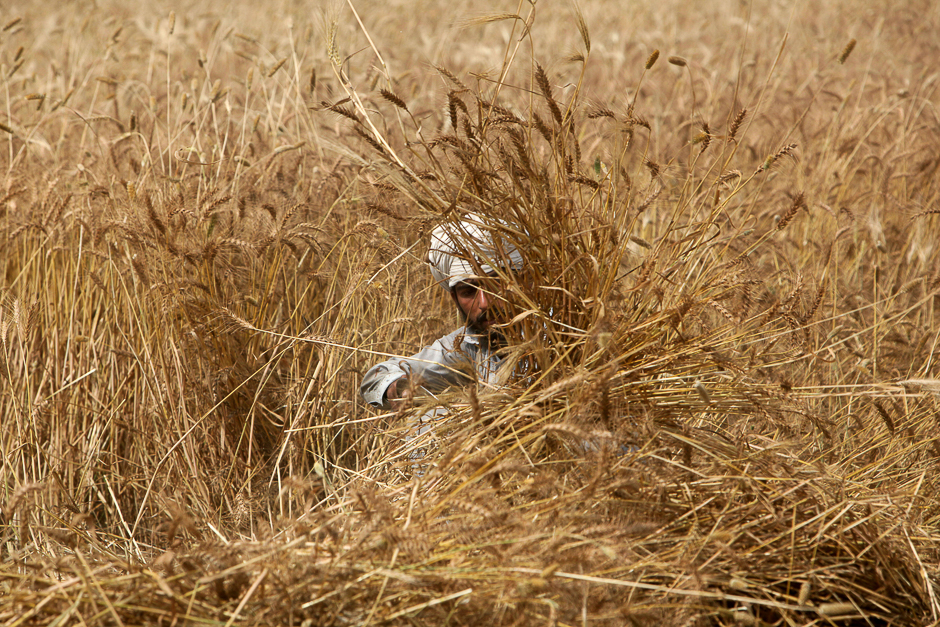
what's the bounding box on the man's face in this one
[453,278,503,333]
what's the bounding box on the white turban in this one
[427,218,524,292]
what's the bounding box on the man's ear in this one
[450,290,467,319]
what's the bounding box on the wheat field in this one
[1,0,939,624]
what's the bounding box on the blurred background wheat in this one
[1,0,939,624]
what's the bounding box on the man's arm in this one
[385,377,413,406]
[360,360,409,409]
[360,329,475,409]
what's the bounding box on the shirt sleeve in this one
[360,329,476,409]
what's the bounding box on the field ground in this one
[1,0,940,624]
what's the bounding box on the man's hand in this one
[386,376,413,408]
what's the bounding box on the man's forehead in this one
[454,279,482,291]
[455,273,500,286]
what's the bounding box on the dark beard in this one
[462,310,506,346]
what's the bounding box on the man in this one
[360,218,523,410]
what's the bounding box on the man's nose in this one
[476,289,489,309]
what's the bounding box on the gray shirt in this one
[360,326,503,409]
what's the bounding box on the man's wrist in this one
[386,376,407,403]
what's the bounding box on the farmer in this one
[360,217,523,411]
